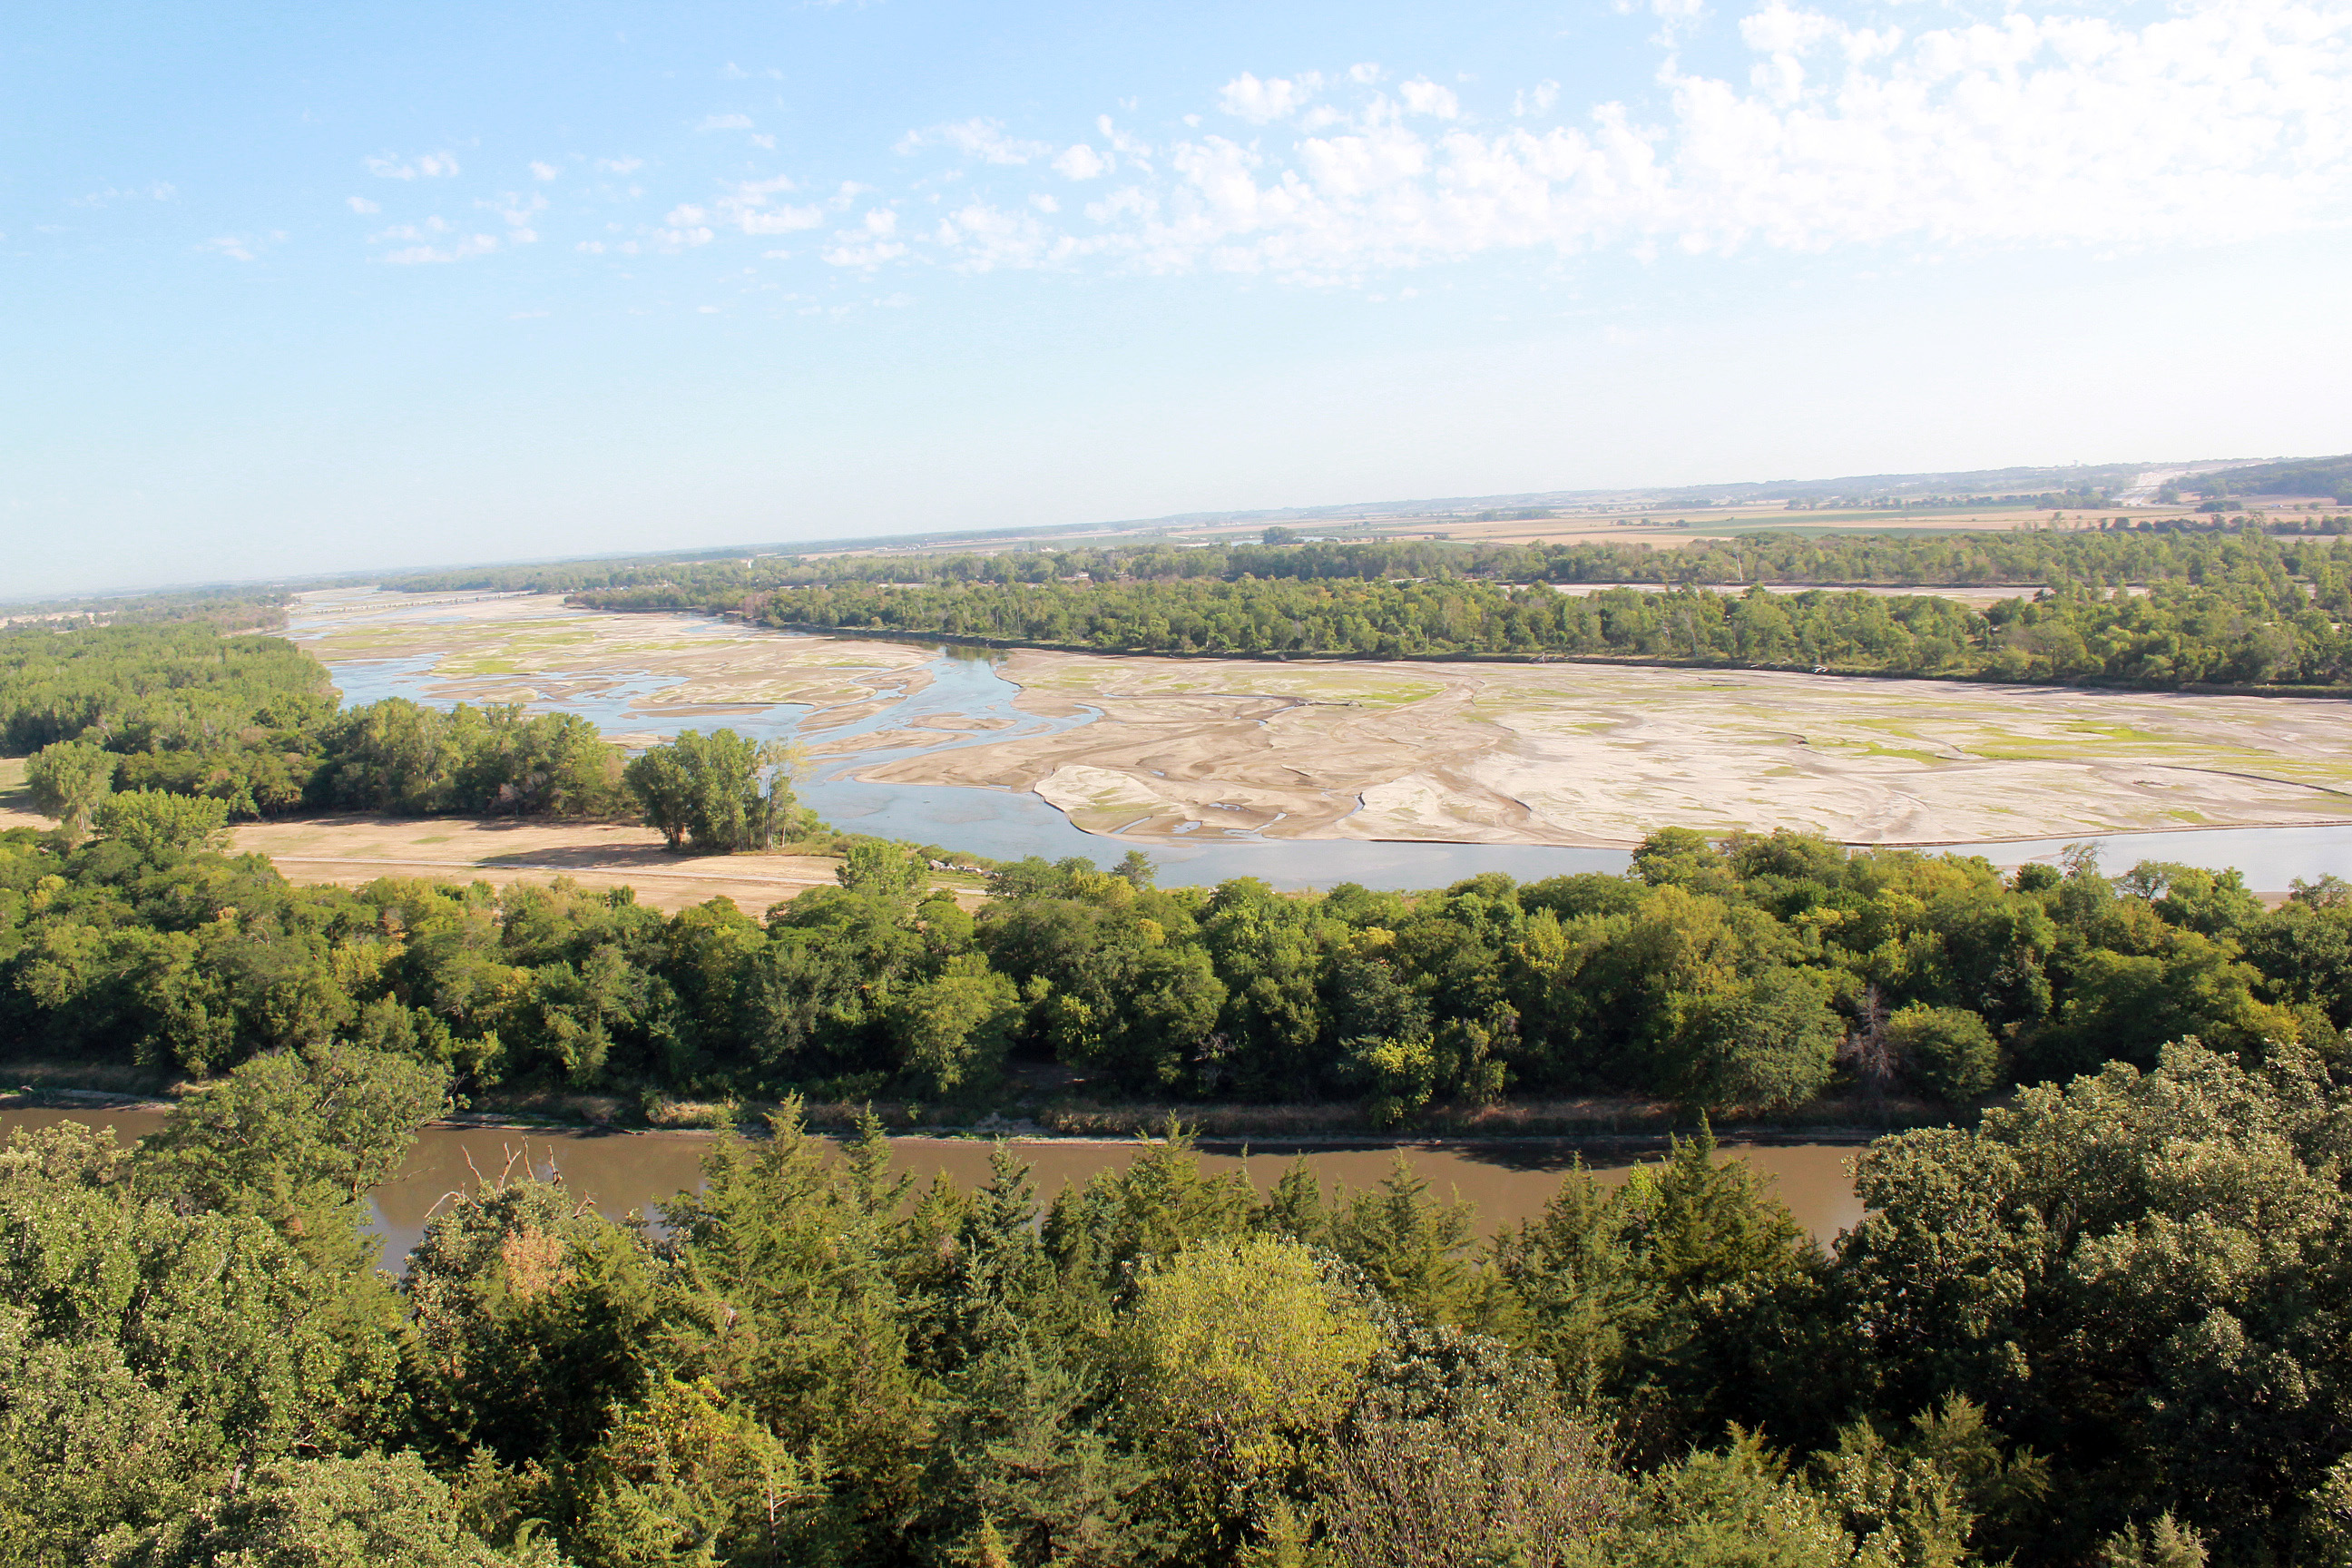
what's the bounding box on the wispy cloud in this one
[370,215,500,263]
[696,113,755,132]
[903,0,2352,280]
[365,151,461,180]
[200,230,285,261]
[1218,72,1324,124]
[347,195,380,214]
[71,182,176,207]
[897,117,1052,164]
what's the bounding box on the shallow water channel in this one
[0,1108,1867,1259]
[287,595,2352,891]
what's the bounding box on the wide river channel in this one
[0,1108,1869,1259]
[290,593,2352,891]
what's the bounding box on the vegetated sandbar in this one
[858,649,2352,848]
[289,590,2352,851]
[287,589,936,739]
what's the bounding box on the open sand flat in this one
[286,589,932,738]
[858,652,2352,848]
[226,816,867,914]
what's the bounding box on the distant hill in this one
[2198,455,2352,501]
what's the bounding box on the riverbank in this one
[0,1058,1950,1148]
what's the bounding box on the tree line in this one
[2,622,822,835]
[7,1032,2346,1563]
[6,799,2343,1124]
[671,570,2351,687]
[416,523,2352,602]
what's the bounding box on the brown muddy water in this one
[0,1109,1868,1261]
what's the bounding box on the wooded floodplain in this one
[10,568,2352,1563]
[9,1034,2351,1564]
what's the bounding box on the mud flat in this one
[861,651,2352,848]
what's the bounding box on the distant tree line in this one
[382,523,2352,602]
[683,566,2347,687]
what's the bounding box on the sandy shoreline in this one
[857,648,2352,848]
[261,589,2352,855]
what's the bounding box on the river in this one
[0,1108,1868,1259]
[283,593,2352,891]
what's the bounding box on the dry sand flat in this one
[862,652,2352,848]
[286,589,933,738]
[227,816,857,914]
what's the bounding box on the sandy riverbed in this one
[288,589,934,741]
[860,651,2352,848]
[225,816,871,914]
[270,589,2352,853]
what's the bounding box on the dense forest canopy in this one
[5,812,2341,1122]
[0,622,638,823]
[705,571,2352,686]
[13,558,2352,1564]
[9,1034,2350,1564]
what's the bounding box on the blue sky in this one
[5,0,2347,594]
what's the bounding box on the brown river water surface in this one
[1,1109,1867,1260]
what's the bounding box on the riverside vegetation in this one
[6,1036,2349,1564]
[437,525,2352,690]
[11,606,2352,1563]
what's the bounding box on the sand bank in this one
[858,651,2352,848]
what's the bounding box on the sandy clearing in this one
[286,589,933,723]
[226,816,987,914]
[1,783,942,915]
[859,651,2352,849]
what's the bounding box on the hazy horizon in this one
[7,0,2347,595]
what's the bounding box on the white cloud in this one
[963,0,2352,280]
[200,231,283,261]
[1348,64,1383,84]
[365,151,460,180]
[1514,80,1561,117]
[1218,71,1324,123]
[1397,78,1461,119]
[385,234,501,264]
[1032,192,1061,213]
[750,133,777,150]
[700,174,825,235]
[530,161,561,181]
[482,191,547,242]
[697,113,755,132]
[822,237,908,267]
[347,195,381,214]
[1053,143,1109,180]
[597,156,645,175]
[898,118,1053,163]
[71,182,176,207]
